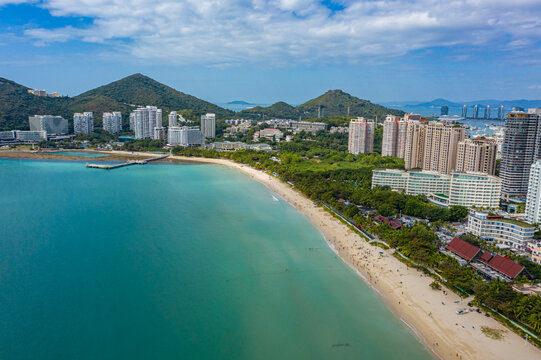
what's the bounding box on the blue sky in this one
[1,0,541,104]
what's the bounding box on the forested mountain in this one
[238,89,404,120]
[0,74,233,130]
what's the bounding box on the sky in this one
[1,0,541,104]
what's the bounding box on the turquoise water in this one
[50,151,109,157]
[0,159,433,360]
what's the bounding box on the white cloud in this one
[8,0,541,66]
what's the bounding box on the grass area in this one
[293,158,381,172]
[481,326,506,340]
[497,218,534,227]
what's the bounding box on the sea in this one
[0,159,433,360]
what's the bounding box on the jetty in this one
[86,154,169,170]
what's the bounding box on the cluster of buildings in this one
[27,89,64,97]
[441,104,506,120]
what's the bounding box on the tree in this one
[430,281,442,290]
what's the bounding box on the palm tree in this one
[528,313,541,333]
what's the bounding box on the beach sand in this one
[3,149,540,359]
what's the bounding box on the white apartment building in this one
[102,112,122,134]
[0,130,16,139]
[290,121,327,134]
[131,106,162,139]
[348,117,374,155]
[168,111,178,127]
[154,127,166,141]
[372,169,501,209]
[73,112,94,135]
[382,115,407,157]
[168,126,204,146]
[467,211,535,250]
[201,113,216,138]
[456,138,497,175]
[255,128,283,142]
[29,115,68,134]
[525,160,541,224]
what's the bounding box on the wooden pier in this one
[86,154,169,170]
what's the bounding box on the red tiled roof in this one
[487,255,524,279]
[479,251,493,263]
[445,237,480,261]
[388,219,402,230]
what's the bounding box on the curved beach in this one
[166,154,540,360]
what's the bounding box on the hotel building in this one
[168,126,204,146]
[131,106,162,139]
[201,113,216,138]
[467,211,535,250]
[525,160,541,223]
[73,112,94,135]
[29,115,68,134]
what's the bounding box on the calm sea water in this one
[0,159,433,360]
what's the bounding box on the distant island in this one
[227,100,253,105]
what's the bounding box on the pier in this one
[86,154,169,170]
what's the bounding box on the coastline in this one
[3,150,540,359]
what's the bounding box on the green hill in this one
[0,74,234,131]
[238,89,404,120]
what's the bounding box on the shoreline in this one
[3,149,540,360]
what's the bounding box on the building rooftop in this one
[487,255,524,279]
[445,237,481,261]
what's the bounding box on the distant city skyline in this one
[1,1,541,104]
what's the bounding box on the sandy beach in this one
[3,149,540,359]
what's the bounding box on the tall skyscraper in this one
[348,117,374,155]
[382,115,406,157]
[168,111,178,127]
[201,113,216,138]
[422,123,465,174]
[484,105,491,119]
[404,121,426,169]
[131,106,162,139]
[456,138,497,175]
[441,105,449,116]
[498,105,505,120]
[102,112,122,134]
[500,111,541,200]
[525,160,541,223]
[73,112,94,135]
[29,115,68,134]
[473,105,479,119]
[462,105,468,118]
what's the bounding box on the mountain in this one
[238,90,404,120]
[0,74,234,131]
[415,98,461,108]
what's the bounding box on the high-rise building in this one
[348,117,374,155]
[484,105,491,119]
[29,115,68,134]
[529,108,541,116]
[462,105,468,118]
[500,111,541,200]
[73,112,94,134]
[168,111,178,127]
[168,126,205,146]
[102,112,122,134]
[129,112,135,131]
[441,105,449,116]
[131,106,162,139]
[456,138,497,175]
[422,123,465,174]
[382,115,406,157]
[498,105,505,120]
[201,113,216,138]
[525,160,541,223]
[404,121,426,169]
[473,105,479,119]
[154,127,166,141]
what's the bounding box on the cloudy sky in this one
[1,0,541,104]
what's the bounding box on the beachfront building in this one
[0,130,16,140]
[500,111,541,200]
[167,126,204,146]
[29,115,68,135]
[203,141,272,152]
[382,115,407,157]
[348,118,374,155]
[531,247,541,265]
[102,112,122,134]
[455,138,497,175]
[201,113,216,138]
[254,128,283,142]
[467,211,535,250]
[153,127,166,141]
[73,112,94,135]
[15,130,47,142]
[372,169,501,208]
[525,160,541,224]
[168,111,178,128]
[131,106,162,139]
[290,121,327,134]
